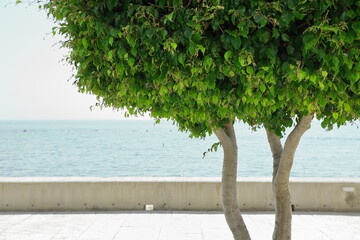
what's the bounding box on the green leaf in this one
[332,112,339,120]
[212,95,219,103]
[298,70,306,81]
[170,42,178,49]
[266,47,277,60]
[293,11,306,20]
[193,31,202,41]
[319,96,327,107]
[204,56,213,69]
[287,46,295,55]
[260,83,266,93]
[178,53,186,65]
[352,22,360,35]
[246,66,254,75]
[281,33,290,42]
[257,29,270,43]
[130,47,137,56]
[158,0,165,7]
[321,118,329,128]
[197,45,205,54]
[344,103,351,112]
[280,12,294,25]
[109,37,114,46]
[231,37,242,49]
[272,28,280,39]
[184,29,192,39]
[237,23,249,37]
[298,85,303,93]
[116,64,125,74]
[254,14,267,27]
[332,56,340,68]
[108,50,113,61]
[128,58,135,67]
[224,51,232,61]
[321,71,328,78]
[238,56,246,66]
[82,38,88,50]
[165,12,174,22]
[303,32,317,52]
[188,45,196,56]
[310,75,317,83]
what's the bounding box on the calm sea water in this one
[0,120,359,178]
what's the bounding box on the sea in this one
[0,120,359,178]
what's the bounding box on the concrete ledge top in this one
[0,177,359,183]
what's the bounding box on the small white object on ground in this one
[145,204,154,211]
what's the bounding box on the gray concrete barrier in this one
[0,177,359,211]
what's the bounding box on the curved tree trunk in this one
[266,114,314,240]
[213,123,251,240]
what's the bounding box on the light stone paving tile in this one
[147,212,172,228]
[76,213,128,240]
[311,213,360,240]
[243,212,274,240]
[1,212,97,239]
[0,211,359,240]
[200,213,232,240]
[157,231,204,240]
[243,221,267,240]
[157,212,205,240]
[169,212,202,234]
[199,212,228,230]
[52,213,97,235]
[0,233,54,240]
[202,229,233,240]
[311,214,349,239]
[50,233,81,240]
[292,214,331,240]
[0,213,32,232]
[241,213,263,238]
[2,214,60,235]
[120,212,152,227]
[113,226,161,240]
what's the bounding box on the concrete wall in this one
[0,177,359,211]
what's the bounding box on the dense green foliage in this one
[43,0,359,136]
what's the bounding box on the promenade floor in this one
[0,211,359,240]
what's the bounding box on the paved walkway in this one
[0,211,359,240]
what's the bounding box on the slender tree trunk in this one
[266,114,314,240]
[213,123,251,240]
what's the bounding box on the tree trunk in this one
[213,123,251,240]
[266,114,314,240]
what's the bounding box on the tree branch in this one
[266,129,283,180]
[276,113,314,185]
[271,114,314,240]
[212,122,236,148]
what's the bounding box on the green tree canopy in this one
[44,0,359,136]
[34,1,360,239]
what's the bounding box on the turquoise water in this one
[0,120,359,177]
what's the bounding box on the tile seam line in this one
[112,210,131,240]
[200,213,204,240]
[154,211,163,240]
[49,215,67,240]
[74,212,98,240]
[0,212,39,234]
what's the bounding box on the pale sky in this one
[0,2,145,120]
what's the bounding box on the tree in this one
[40,0,359,239]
